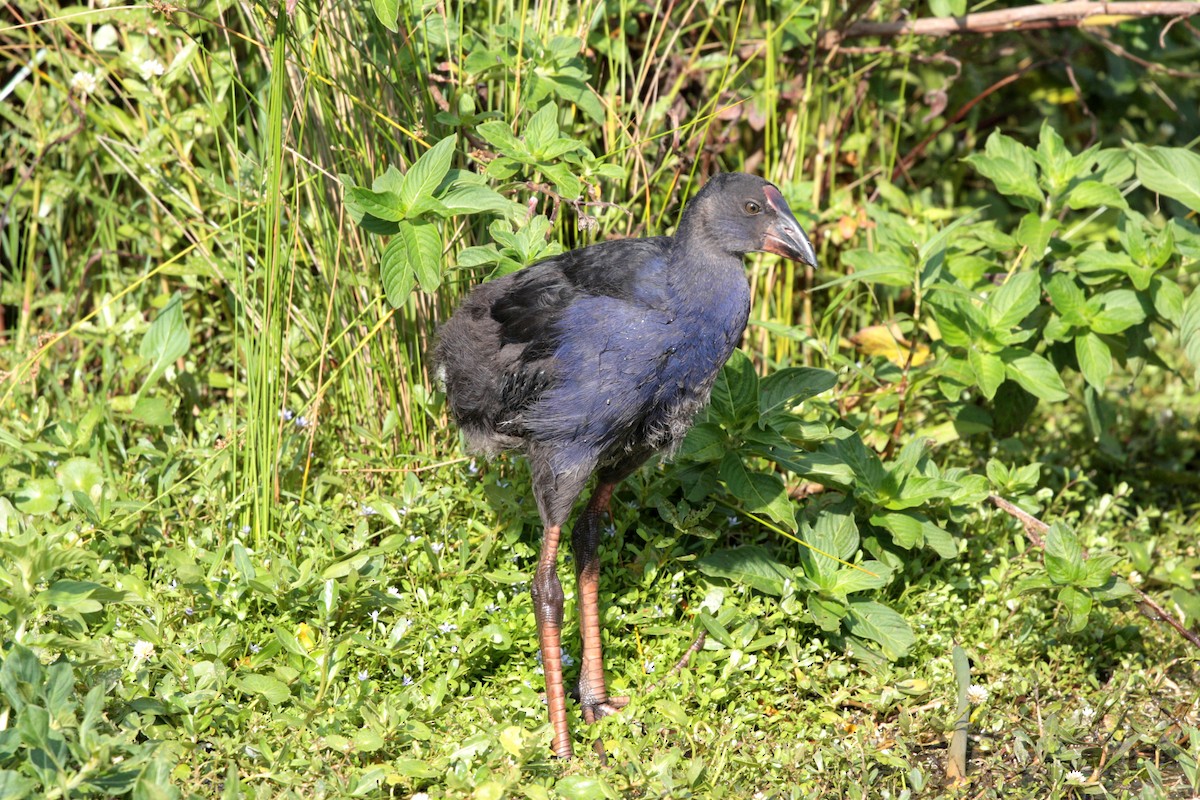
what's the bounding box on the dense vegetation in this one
[2,0,1199,796]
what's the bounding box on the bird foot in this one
[581,695,629,725]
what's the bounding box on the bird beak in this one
[761,186,818,267]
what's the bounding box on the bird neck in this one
[665,236,751,335]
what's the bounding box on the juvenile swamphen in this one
[435,172,817,759]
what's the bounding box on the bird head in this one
[681,173,818,267]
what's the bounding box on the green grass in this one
[3,0,1200,797]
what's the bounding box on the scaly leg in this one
[531,524,572,758]
[572,482,629,761]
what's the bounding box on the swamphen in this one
[435,172,818,759]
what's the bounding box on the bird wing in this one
[487,237,672,414]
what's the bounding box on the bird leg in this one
[531,524,572,759]
[573,482,630,744]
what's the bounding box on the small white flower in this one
[561,652,574,667]
[966,684,989,705]
[357,669,369,681]
[1080,706,1096,722]
[95,0,112,8]
[1065,770,1087,785]
[70,71,98,95]
[412,793,429,800]
[132,640,155,662]
[438,621,457,633]
[139,57,166,81]
[430,542,444,554]
[643,660,656,674]
[1128,570,1143,586]
[402,675,413,686]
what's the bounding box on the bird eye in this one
[744,200,762,215]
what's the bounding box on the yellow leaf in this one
[850,325,930,367]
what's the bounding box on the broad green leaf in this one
[969,348,1005,400]
[399,136,457,214]
[1044,522,1087,585]
[345,186,405,222]
[438,185,524,219]
[140,294,190,393]
[1181,288,1200,384]
[476,120,524,154]
[759,367,837,416]
[1075,332,1111,390]
[1058,586,1093,633]
[1015,214,1058,264]
[709,350,758,427]
[845,600,915,660]
[807,595,846,632]
[556,774,619,800]
[523,104,560,155]
[1089,290,1146,334]
[237,673,290,705]
[987,271,1041,330]
[1044,272,1086,318]
[57,457,104,505]
[1001,349,1069,402]
[830,561,891,595]
[384,221,444,305]
[719,453,795,529]
[799,505,858,583]
[541,162,582,199]
[835,250,914,287]
[964,131,1043,206]
[1129,143,1200,212]
[677,423,726,463]
[371,0,399,30]
[12,479,59,515]
[870,510,957,558]
[697,612,737,648]
[1066,181,1128,210]
[697,545,792,596]
[381,234,416,307]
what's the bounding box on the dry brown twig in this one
[820,1,1200,48]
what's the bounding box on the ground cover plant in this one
[2,0,1200,797]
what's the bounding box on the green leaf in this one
[1001,349,1069,402]
[1015,214,1058,264]
[1044,522,1088,585]
[830,561,892,595]
[1129,143,1200,212]
[140,294,190,393]
[845,600,915,660]
[556,775,619,800]
[677,423,726,463]
[987,271,1041,330]
[709,350,758,427]
[1058,586,1093,632]
[1089,290,1146,334]
[964,131,1043,206]
[807,595,846,632]
[476,120,524,155]
[438,185,524,219]
[1044,272,1086,319]
[1075,332,1111,390]
[870,510,957,558]
[1181,288,1200,385]
[1066,181,1128,210]
[383,221,443,306]
[523,104,559,155]
[345,187,406,222]
[759,367,837,416]
[399,136,457,215]
[696,545,792,596]
[370,0,399,31]
[719,453,794,529]
[799,506,859,584]
[969,348,1005,400]
[379,238,416,305]
[237,674,290,705]
[697,612,737,648]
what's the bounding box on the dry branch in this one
[821,1,1200,47]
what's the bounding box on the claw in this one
[581,695,629,724]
